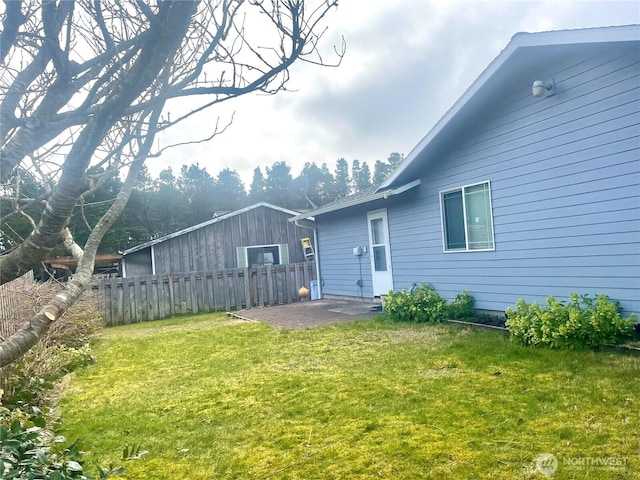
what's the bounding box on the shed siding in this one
[123,248,152,277]
[123,205,312,275]
[385,44,639,314]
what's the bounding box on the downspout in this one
[294,219,322,299]
[151,245,156,275]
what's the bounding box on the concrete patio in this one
[230,296,383,329]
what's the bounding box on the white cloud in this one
[150,0,640,185]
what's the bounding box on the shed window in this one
[440,181,494,252]
[236,244,289,267]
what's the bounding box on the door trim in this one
[367,208,394,296]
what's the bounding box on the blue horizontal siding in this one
[390,254,638,269]
[465,73,639,153]
[401,42,639,314]
[438,120,639,189]
[317,206,374,297]
[470,51,639,142]
[495,183,638,216]
[318,42,639,316]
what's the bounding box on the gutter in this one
[289,179,421,221]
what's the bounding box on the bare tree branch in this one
[62,226,83,262]
[0,1,25,64]
[0,106,162,367]
[0,0,341,365]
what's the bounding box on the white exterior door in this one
[367,209,394,296]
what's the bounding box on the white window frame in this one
[236,243,290,267]
[439,180,495,253]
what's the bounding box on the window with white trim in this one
[440,181,494,252]
[236,244,289,267]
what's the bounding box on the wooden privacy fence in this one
[0,271,34,340]
[92,261,316,326]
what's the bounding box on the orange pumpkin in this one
[298,286,310,298]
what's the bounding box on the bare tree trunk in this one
[0,0,341,366]
[0,1,197,284]
[0,131,153,367]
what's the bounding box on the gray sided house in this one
[291,25,640,315]
[122,202,315,277]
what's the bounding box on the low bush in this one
[0,404,124,479]
[7,344,96,407]
[0,278,103,406]
[447,290,475,321]
[44,297,103,350]
[383,283,448,323]
[505,293,637,349]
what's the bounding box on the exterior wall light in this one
[532,79,555,98]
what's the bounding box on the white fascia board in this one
[511,24,640,47]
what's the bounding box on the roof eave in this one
[378,25,640,191]
[289,179,421,221]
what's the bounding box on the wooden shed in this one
[121,202,315,277]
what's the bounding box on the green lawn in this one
[59,314,639,479]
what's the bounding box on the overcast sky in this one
[153,0,639,186]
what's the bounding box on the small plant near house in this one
[505,293,637,349]
[383,283,448,323]
[447,290,476,321]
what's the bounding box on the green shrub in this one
[505,293,637,349]
[6,344,96,406]
[0,405,124,479]
[447,290,475,320]
[383,284,448,323]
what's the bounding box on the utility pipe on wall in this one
[294,219,322,299]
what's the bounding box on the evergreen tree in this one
[178,163,217,223]
[318,163,336,204]
[299,161,335,208]
[249,167,266,203]
[114,166,158,250]
[153,167,190,235]
[387,152,404,169]
[372,152,404,185]
[0,169,46,252]
[264,161,293,207]
[372,159,392,185]
[352,159,372,192]
[214,168,247,212]
[334,158,350,198]
[358,162,372,191]
[351,159,361,193]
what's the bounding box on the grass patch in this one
[59,314,639,479]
